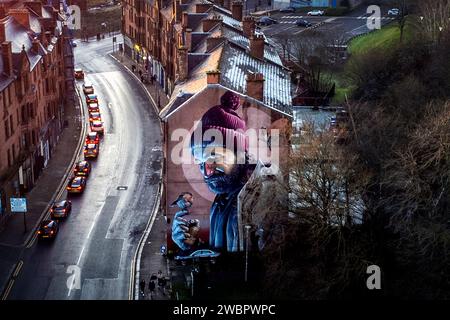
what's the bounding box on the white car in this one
[307,10,324,16]
[388,8,400,16]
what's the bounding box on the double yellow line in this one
[1,260,23,300]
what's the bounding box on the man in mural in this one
[171,91,257,252]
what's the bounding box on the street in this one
[6,36,162,300]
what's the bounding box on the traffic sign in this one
[10,198,27,213]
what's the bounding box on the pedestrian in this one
[150,273,157,281]
[157,270,163,293]
[148,280,155,299]
[131,64,136,73]
[139,279,146,297]
[160,276,167,296]
[138,69,142,77]
[141,74,144,83]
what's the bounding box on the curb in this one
[24,87,87,248]
[129,181,162,300]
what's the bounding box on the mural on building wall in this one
[169,90,285,255]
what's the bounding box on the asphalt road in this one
[7,35,162,300]
[261,5,396,40]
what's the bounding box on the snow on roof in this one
[220,43,291,115]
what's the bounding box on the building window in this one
[4,120,10,139]
[7,149,11,167]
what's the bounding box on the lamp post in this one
[244,224,251,283]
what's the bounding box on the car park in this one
[86,94,98,104]
[84,143,99,159]
[73,160,92,176]
[50,200,72,219]
[83,82,94,95]
[90,120,104,134]
[37,220,59,239]
[307,10,324,16]
[74,68,84,80]
[67,176,87,193]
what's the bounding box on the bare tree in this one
[418,0,450,43]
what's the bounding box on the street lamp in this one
[244,224,251,283]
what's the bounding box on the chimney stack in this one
[174,0,182,23]
[0,6,6,20]
[177,45,188,81]
[1,42,14,77]
[32,38,41,54]
[25,1,43,16]
[246,72,265,101]
[249,34,265,60]
[202,15,223,32]
[231,1,243,21]
[9,9,31,30]
[206,36,225,52]
[0,21,6,43]
[185,28,192,51]
[206,70,221,84]
[182,11,188,30]
[242,16,256,38]
[45,31,52,44]
[195,3,212,13]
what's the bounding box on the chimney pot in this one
[206,70,221,84]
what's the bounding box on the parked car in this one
[73,160,92,177]
[89,112,102,123]
[85,132,100,145]
[82,82,94,95]
[388,8,400,16]
[50,200,72,219]
[84,143,99,159]
[296,19,312,27]
[86,94,98,104]
[87,102,100,113]
[90,120,104,134]
[175,249,221,261]
[74,68,84,80]
[307,10,324,16]
[67,176,87,193]
[37,220,59,239]
[257,16,278,26]
[279,6,295,13]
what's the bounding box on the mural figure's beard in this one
[204,165,244,194]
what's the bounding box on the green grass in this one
[348,19,414,56]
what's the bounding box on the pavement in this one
[0,87,83,298]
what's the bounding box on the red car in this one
[87,102,100,113]
[74,68,84,80]
[86,94,98,104]
[85,132,100,145]
[84,143,99,159]
[89,112,102,123]
[90,120,104,134]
